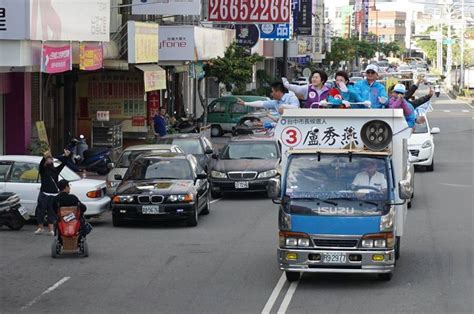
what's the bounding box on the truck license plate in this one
[235,181,249,189]
[322,252,347,264]
[142,205,161,214]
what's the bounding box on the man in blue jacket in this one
[354,64,388,108]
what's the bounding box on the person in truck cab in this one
[352,161,387,193]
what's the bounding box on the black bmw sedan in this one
[111,153,209,227]
[209,136,280,198]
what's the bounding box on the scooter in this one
[61,135,112,175]
[0,193,29,230]
[51,206,88,258]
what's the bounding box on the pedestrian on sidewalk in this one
[152,108,167,141]
[35,149,71,235]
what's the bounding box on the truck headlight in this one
[421,140,432,149]
[279,231,312,248]
[211,171,227,178]
[360,232,394,249]
[380,207,394,231]
[258,169,277,179]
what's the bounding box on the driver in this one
[352,161,387,192]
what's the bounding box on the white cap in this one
[365,64,379,73]
[393,83,406,93]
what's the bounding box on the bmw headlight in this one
[211,171,227,179]
[168,194,193,202]
[421,140,432,149]
[257,169,277,179]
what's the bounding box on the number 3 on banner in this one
[281,126,302,147]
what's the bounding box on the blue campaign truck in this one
[269,109,413,281]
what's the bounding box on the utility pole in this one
[460,0,465,91]
[445,0,453,87]
[282,40,288,77]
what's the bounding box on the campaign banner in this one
[259,24,291,40]
[295,0,312,35]
[79,42,103,71]
[41,44,71,74]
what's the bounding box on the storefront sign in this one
[295,0,312,35]
[147,91,161,125]
[79,42,103,71]
[132,116,146,127]
[0,0,28,39]
[128,21,159,64]
[96,111,110,121]
[41,44,72,74]
[31,0,110,41]
[235,24,259,48]
[259,24,290,40]
[208,0,291,23]
[136,64,166,92]
[189,62,205,79]
[159,26,195,61]
[36,121,49,145]
[132,0,201,16]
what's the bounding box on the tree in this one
[206,43,264,94]
[378,41,403,57]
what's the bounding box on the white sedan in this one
[407,117,440,171]
[0,155,111,218]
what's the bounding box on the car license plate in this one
[142,205,161,215]
[235,181,249,189]
[322,252,347,264]
[17,206,30,219]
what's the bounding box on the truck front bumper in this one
[278,248,395,274]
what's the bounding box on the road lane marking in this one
[262,273,287,314]
[443,110,451,113]
[277,280,299,314]
[210,198,222,204]
[20,277,71,311]
[461,109,470,113]
[439,183,473,188]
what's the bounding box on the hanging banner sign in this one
[79,42,103,71]
[41,44,72,74]
[259,24,291,40]
[208,0,291,23]
[295,0,312,35]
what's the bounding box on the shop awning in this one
[135,64,166,92]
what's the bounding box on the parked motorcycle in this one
[168,117,200,134]
[60,134,112,175]
[0,192,29,230]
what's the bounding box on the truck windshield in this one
[285,155,390,215]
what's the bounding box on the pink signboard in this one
[41,44,72,74]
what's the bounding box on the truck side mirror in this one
[107,162,115,169]
[114,174,123,181]
[267,178,281,202]
[398,179,412,200]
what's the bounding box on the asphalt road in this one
[0,87,472,313]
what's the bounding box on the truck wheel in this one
[378,272,393,281]
[211,125,223,137]
[395,236,401,260]
[285,271,300,282]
